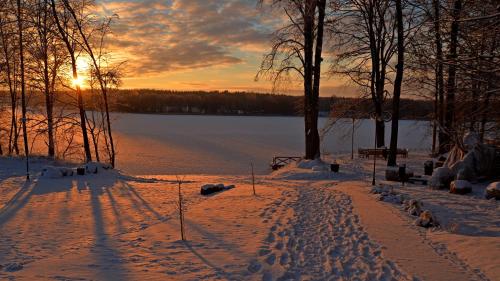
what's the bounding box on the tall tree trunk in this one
[432,64,438,154]
[444,0,461,150]
[303,0,317,160]
[72,56,92,162]
[479,35,497,141]
[17,0,29,179]
[41,0,55,158]
[50,0,92,162]
[367,3,385,148]
[310,0,326,160]
[387,0,405,167]
[433,0,446,154]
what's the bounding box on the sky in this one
[95,0,354,96]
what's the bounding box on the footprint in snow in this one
[247,260,262,273]
[265,253,276,265]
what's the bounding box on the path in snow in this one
[249,184,414,281]
[0,168,491,281]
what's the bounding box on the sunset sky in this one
[96,0,353,96]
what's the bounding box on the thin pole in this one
[351,117,355,160]
[178,182,185,240]
[251,163,256,196]
[372,119,377,186]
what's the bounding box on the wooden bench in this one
[358,148,408,159]
[270,156,302,170]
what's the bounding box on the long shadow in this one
[87,180,130,281]
[121,182,164,221]
[104,188,126,233]
[0,180,35,228]
[182,240,232,278]
[183,218,249,258]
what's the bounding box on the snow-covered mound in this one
[269,158,338,180]
[41,166,62,179]
[85,162,112,174]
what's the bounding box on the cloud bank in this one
[98,0,274,76]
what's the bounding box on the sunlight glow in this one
[72,76,84,88]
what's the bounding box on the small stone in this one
[485,182,500,200]
[4,263,23,272]
[415,210,439,228]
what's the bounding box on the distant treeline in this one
[94,89,436,120]
[0,89,437,120]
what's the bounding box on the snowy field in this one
[110,113,432,175]
[1,155,497,281]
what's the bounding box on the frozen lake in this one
[111,113,432,175]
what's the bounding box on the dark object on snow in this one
[77,167,85,175]
[270,156,302,170]
[200,184,235,195]
[330,163,339,172]
[424,161,434,176]
[399,165,407,185]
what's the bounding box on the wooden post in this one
[251,163,256,196]
[176,176,186,241]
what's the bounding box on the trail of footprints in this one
[250,187,415,281]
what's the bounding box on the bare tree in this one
[387,0,405,166]
[16,0,30,179]
[258,0,328,159]
[330,0,398,148]
[0,2,20,155]
[50,0,92,162]
[62,0,117,166]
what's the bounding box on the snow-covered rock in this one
[485,182,500,200]
[85,162,112,174]
[445,136,497,181]
[429,167,454,190]
[404,199,423,216]
[415,210,439,228]
[450,180,472,195]
[41,166,64,179]
[370,185,406,204]
[60,167,74,177]
[200,183,235,195]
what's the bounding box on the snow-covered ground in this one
[1,153,497,281]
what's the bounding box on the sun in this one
[72,76,85,88]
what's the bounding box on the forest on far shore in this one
[0,89,438,120]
